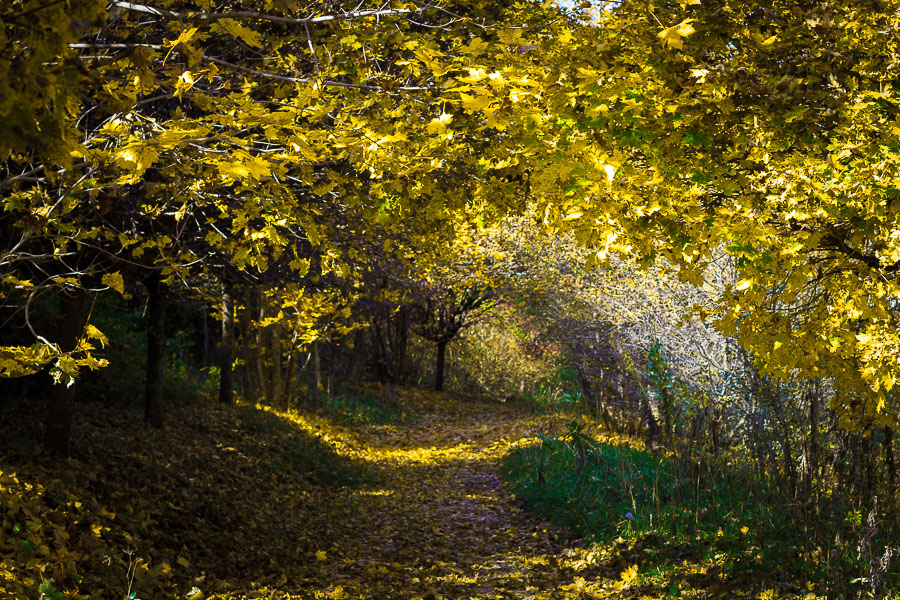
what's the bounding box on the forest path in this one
[304,393,589,599]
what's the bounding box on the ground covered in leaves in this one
[2,388,822,599]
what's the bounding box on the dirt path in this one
[304,395,582,599]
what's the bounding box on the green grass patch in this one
[500,422,897,594]
[502,423,675,539]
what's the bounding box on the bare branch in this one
[110,1,435,25]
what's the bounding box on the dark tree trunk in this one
[44,287,85,454]
[269,322,283,408]
[710,410,720,458]
[642,394,659,448]
[346,328,366,382]
[806,381,820,502]
[885,426,896,529]
[219,286,234,404]
[200,305,209,367]
[310,340,321,406]
[434,339,447,392]
[238,288,260,402]
[780,419,797,498]
[144,272,167,428]
[392,307,409,383]
[660,386,672,445]
[282,344,297,410]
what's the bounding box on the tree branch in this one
[110,1,435,25]
[820,231,899,274]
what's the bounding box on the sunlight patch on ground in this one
[464,493,497,501]
[353,489,394,497]
[365,443,483,465]
[258,403,530,467]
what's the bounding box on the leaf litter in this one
[1,388,816,599]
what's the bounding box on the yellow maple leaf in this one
[102,272,125,295]
[460,92,494,114]
[620,564,638,584]
[244,155,271,180]
[214,18,263,48]
[217,156,270,181]
[461,37,490,56]
[316,550,328,561]
[116,144,159,181]
[168,27,199,48]
[164,27,199,61]
[657,19,696,50]
[84,324,108,348]
[2,275,34,288]
[426,113,453,134]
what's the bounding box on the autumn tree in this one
[500,0,900,432]
[412,286,494,392]
[1,0,588,451]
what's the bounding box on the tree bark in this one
[200,305,209,368]
[254,291,274,404]
[44,287,85,454]
[884,426,895,529]
[435,339,447,392]
[392,306,409,383]
[219,286,234,404]
[238,288,260,402]
[660,386,672,445]
[144,271,167,428]
[642,394,659,447]
[780,419,797,498]
[282,342,297,409]
[806,381,820,502]
[310,340,321,406]
[346,328,366,382]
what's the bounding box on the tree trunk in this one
[219,286,234,404]
[255,291,272,404]
[144,272,167,429]
[806,381,820,502]
[435,339,447,392]
[200,305,209,368]
[238,288,260,402]
[368,322,387,381]
[660,386,672,445]
[642,393,659,448]
[310,340,321,406]
[282,342,297,409]
[884,426,895,529]
[346,328,366,382]
[392,307,409,383]
[44,287,85,454]
[780,419,797,498]
[270,323,285,410]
